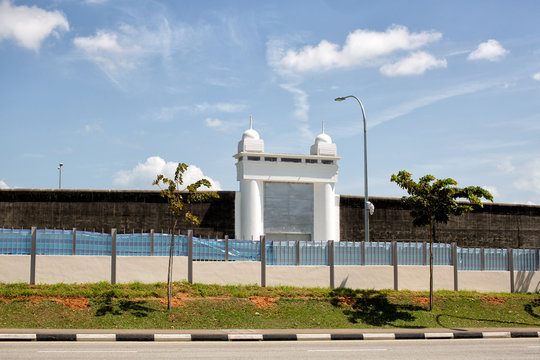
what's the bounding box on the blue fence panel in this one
[485,248,508,271]
[365,242,392,265]
[36,229,73,255]
[0,228,32,255]
[154,233,171,256]
[193,238,226,261]
[268,241,295,265]
[397,242,424,265]
[335,241,362,265]
[431,243,452,265]
[76,231,111,256]
[228,239,260,261]
[513,249,538,271]
[117,233,152,256]
[457,247,482,270]
[2,228,539,270]
[298,241,328,265]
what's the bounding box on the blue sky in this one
[1,0,539,205]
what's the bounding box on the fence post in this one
[260,235,266,287]
[453,242,458,291]
[188,230,193,284]
[361,241,366,266]
[30,227,37,285]
[508,248,514,293]
[111,228,117,285]
[72,228,77,255]
[150,229,154,256]
[225,235,229,262]
[392,241,398,290]
[481,247,485,271]
[423,241,427,266]
[296,240,300,266]
[329,240,335,289]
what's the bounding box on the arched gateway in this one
[234,119,340,242]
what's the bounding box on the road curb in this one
[0,331,538,342]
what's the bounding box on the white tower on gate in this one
[234,118,340,242]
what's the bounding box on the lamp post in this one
[334,95,371,242]
[58,163,63,189]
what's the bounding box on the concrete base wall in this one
[0,255,30,283]
[1,255,538,294]
[117,256,188,283]
[193,262,260,285]
[35,256,110,284]
[399,266,454,291]
[335,266,394,290]
[267,266,329,288]
[459,271,510,293]
[514,271,540,292]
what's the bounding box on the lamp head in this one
[334,97,347,102]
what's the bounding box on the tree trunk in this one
[167,219,177,311]
[429,221,434,311]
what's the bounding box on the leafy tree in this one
[390,170,493,310]
[153,163,219,310]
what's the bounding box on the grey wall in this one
[0,189,235,238]
[1,189,539,248]
[340,196,540,249]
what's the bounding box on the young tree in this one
[153,163,219,310]
[390,170,493,311]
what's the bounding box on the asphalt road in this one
[1,339,540,360]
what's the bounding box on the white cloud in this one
[467,39,508,61]
[526,201,537,206]
[366,81,497,129]
[74,30,141,79]
[533,72,540,81]
[482,185,498,198]
[73,20,200,83]
[380,51,447,76]
[280,83,309,122]
[194,102,246,113]
[113,156,221,190]
[205,117,240,133]
[497,157,516,173]
[81,122,104,135]
[149,102,245,123]
[0,0,69,51]
[205,117,224,128]
[513,159,540,196]
[0,180,9,189]
[276,25,442,72]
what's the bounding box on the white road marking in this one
[308,348,388,352]
[38,350,138,353]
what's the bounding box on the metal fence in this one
[1,228,539,271]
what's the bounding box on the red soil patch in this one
[0,296,89,309]
[414,296,430,306]
[158,297,185,307]
[249,296,277,308]
[481,296,505,304]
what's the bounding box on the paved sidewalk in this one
[1,327,539,342]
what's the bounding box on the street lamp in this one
[334,95,372,242]
[58,163,63,189]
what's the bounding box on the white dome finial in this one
[242,115,260,140]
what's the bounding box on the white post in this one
[240,179,263,240]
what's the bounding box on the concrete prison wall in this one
[1,189,539,249]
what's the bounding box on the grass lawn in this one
[0,282,538,329]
